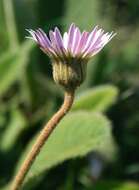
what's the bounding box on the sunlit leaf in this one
[72,85,118,112]
[16,111,115,187]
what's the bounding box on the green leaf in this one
[0,40,35,97]
[3,0,19,50]
[1,108,27,151]
[72,85,118,112]
[17,111,115,186]
[63,0,100,29]
[87,180,139,190]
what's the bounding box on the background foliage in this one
[0,0,139,189]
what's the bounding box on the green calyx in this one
[52,58,87,90]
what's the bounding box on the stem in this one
[11,90,75,190]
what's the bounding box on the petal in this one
[63,32,69,50]
[26,29,57,57]
[85,32,116,58]
[49,30,56,45]
[67,23,76,52]
[34,31,46,48]
[101,32,116,45]
[83,29,104,56]
[49,30,59,52]
[55,27,64,48]
[37,28,52,48]
[26,29,37,41]
[36,29,57,56]
[49,30,64,56]
[74,31,89,55]
[71,27,81,55]
[55,27,66,54]
[81,26,98,53]
[29,29,57,57]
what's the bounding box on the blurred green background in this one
[0,0,139,189]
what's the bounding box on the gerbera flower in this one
[27,23,116,61]
[26,23,116,89]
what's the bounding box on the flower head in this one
[26,23,116,90]
[27,23,116,61]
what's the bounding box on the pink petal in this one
[49,30,60,53]
[83,29,104,56]
[55,27,66,54]
[30,29,57,57]
[49,29,65,56]
[49,30,56,45]
[74,31,89,55]
[35,32,48,49]
[85,32,116,58]
[38,28,52,48]
[81,26,98,54]
[27,24,116,60]
[67,23,76,52]
[71,27,81,56]
[37,29,60,56]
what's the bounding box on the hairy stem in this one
[11,90,75,190]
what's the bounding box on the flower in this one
[26,23,116,61]
[26,23,116,90]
